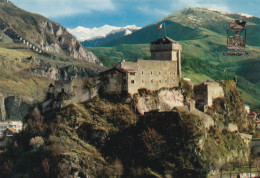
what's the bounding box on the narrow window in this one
[159,71,161,75]
[142,71,144,75]
[151,79,153,83]
[131,80,135,84]
[151,71,153,75]
[142,80,144,83]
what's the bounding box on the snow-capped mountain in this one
[68,25,141,42]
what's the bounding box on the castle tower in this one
[150,36,182,77]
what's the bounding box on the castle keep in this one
[101,37,182,95]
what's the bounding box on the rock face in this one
[39,21,101,65]
[0,1,102,65]
[0,94,6,120]
[135,89,184,115]
[0,95,31,121]
[28,63,105,81]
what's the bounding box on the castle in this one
[100,36,182,95]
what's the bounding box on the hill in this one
[88,7,260,109]
[0,81,253,177]
[0,0,101,64]
[0,0,106,120]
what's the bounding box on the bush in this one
[141,128,166,158]
[30,136,44,150]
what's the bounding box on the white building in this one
[0,121,22,137]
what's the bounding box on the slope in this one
[0,0,101,64]
[0,0,106,104]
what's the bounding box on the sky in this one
[11,0,260,29]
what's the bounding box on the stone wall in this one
[194,81,224,111]
[41,78,98,112]
[101,70,126,94]
[117,60,180,95]
[207,81,224,106]
[55,78,98,104]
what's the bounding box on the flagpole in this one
[164,21,167,37]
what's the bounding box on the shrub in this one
[42,158,49,176]
[0,160,13,175]
[30,136,44,149]
[114,158,124,176]
[141,128,166,158]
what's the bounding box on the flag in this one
[158,22,164,29]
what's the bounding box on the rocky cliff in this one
[0,0,107,117]
[0,0,101,65]
[0,80,252,177]
[0,95,31,121]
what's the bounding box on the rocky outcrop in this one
[135,89,184,115]
[39,21,102,65]
[0,95,31,121]
[0,1,102,65]
[0,94,6,120]
[28,63,105,81]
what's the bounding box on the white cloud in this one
[137,6,171,17]
[12,0,116,17]
[136,0,231,20]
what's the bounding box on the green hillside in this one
[88,7,260,109]
[0,1,104,103]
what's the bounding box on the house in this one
[3,127,17,137]
[0,121,22,138]
[255,120,260,130]
[100,36,182,95]
[0,122,9,138]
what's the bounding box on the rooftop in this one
[151,36,178,45]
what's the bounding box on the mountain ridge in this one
[0,0,101,65]
[68,25,141,41]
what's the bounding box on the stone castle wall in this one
[101,70,127,94]
[118,60,180,95]
[194,81,224,111]
[54,78,98,105]
[206,82,224,106]
[150,43,182,62]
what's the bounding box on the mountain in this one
[89,7,260,109]
[0,1,101,65]
[0,0,105,115]
[68,25,141,47]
